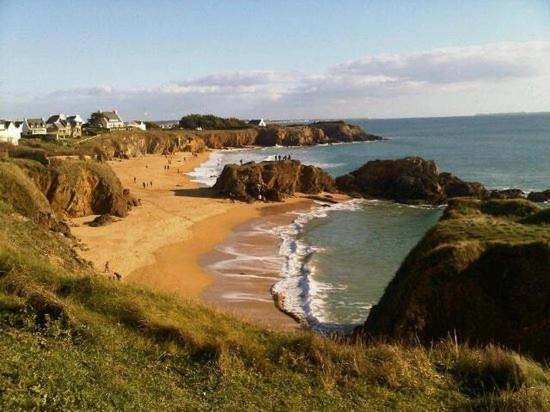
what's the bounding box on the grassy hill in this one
[0,160,549,410]
[0,202,548,410]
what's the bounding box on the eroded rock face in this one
[213,160,337,202]
[359,198,550,361]
[89,131,207,161]
[336,157,491,205]
[16,159,137,218]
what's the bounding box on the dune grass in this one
[0,200,549,410]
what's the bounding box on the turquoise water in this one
[191,113,550,329]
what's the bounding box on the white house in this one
[22,118,47,136]
[97,110,124,129]
[0,120,23,145]
[248,118,267,127]
[126,120,147,131]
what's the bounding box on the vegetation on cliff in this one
[213,160,337,202]
[362,198,550,361]
[1,198,549,410]
[179,114,249,130]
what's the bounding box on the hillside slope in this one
[0,196,549,410]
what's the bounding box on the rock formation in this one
[336,157,491,205]
[527,190,550,203]
[255,122,382,147]
[14,158,137,218]
[213,160,337,202]
[360,198,550,360]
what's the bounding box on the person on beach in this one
[240,159,243,165]
[104,261,110,273]
[150,181,153,188]
[142,182,146,189]
[133,176,136,183]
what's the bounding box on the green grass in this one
[0,200,549,410]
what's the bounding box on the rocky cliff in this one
[14,158,137,218]
[194,129,258,149]
[213,160,337,202]
[360,198,550,360]
[84,130,207,160]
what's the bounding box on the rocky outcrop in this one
[336,157,446,204]
[15,158,137,218]
[255,122,382,147]
[213,160,337,202]
[336,157,491,205]
[311,121,382,143]
[489,189,525,199]
[360,198,550,360]
[527,190,550,203]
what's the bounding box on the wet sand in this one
[200,202,312,331]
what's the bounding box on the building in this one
[46,114,83,139]
[248,118,267,127]
[22,118,47,136]
[0,120,23,145]
[97,110,124,129]
[126,120,147,131]
[67,115,83,137]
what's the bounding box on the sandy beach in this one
[71,150,314,330]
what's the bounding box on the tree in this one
[88,111,106,128]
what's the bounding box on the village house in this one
[0,120,23,145]
[126,120,147,131]
[248,118,267,127]
[97,110,124,129]
[22,118,47,136]
[46,114,84,139]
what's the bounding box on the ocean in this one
[189,113,550,331]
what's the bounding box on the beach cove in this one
[71,150,316,330]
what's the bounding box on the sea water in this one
[190,113,550,331]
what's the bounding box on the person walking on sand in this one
[150,181,153,188]
[142,182,146,189]
[133,176,136,183]
[104,261,110,273]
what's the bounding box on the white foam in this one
[270,199,365,332]
[186,151,225,187]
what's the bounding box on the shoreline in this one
[71,149,321,330]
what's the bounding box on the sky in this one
[1,0,550,120]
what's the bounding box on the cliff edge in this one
[360,198,550,361]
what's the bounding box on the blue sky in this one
[1,0,550,119]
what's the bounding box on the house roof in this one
[67,115,83,124]
[47,114,66,124]
[26,118,46,127]
[102,111,122,122]
[248,119,265,125]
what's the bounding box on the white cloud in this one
[3,41,550,119]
